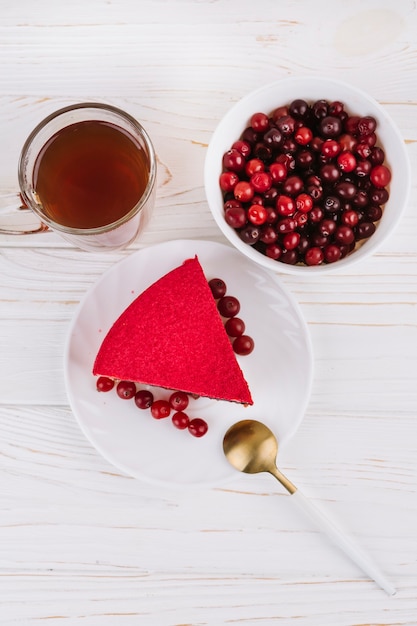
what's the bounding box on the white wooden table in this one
[1,1,417,624]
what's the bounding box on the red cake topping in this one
[93,256,253,405]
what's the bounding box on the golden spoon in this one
[223,419,396,596]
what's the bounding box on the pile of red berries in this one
[219,98,392,266]
[96,377,209,438]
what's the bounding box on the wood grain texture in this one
[1,0,417,624]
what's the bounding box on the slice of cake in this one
[93,256,253,405]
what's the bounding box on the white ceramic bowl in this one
[204,77,411,275]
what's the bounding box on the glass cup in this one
[0,102,156,251]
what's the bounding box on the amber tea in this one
[17,103,156,250]
[33,120,149,229]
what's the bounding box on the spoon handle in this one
[290,489,396,596]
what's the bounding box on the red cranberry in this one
[307,184,323,201]
[366,205,383,221]
[232,140,251,158]
[172,412,190,430]
[300,151,316,172]
[329,100,344,116]
[356,221,376,240]
[309,135,324,152]
[208,278,227,299]
[260,225,278,244]
[224,199,242,211]
[355,159,372,178]
[263,128,283,149]
[339,133,357,152]
[135,389,154,409]
[254,142,272,161]
[283,231,301,250]
[241,127,259,145]
[370,165,391,188]
[363,132,377,147]
[295,193,313,213]
[116,380,136,399]
[275,115,296,136]
[337,151,356,173]
[280,249,299,265]
[340,241,356,258]
[323,196,341,212]
[353,190,369,208]
[252,194,264,206]
[222,149,245,172]
[311,232,329,247]
[289,99,309,118]
[276,195,295,216]
[239,225,260,245]
[272,105,289,121]
[294,126,313,145]
[344,115,360,134]
[247,204,268,225]
[335,225,355,245]
[370,147,385,165]
[263,188,279,206]
[341,210,359,227]
[297,235,310,254]
[357,116,377,136]
[276,152,295,171]
[269,161,287,183]
[282,175,303,196]
[319,116,342,138]
[355,142,372,159]
[267,205,280,225]
[171,411,190,430]
[321,163,340,183]
[321,139,341,158]
[317,219,336,236]
[96,376,114,392]
[250,171,272,194]
[217,296,240,318]
[335,181,357,199]
[370,187,389,204]
[219,171,239,193]
[233,335,255,355]
[324,244,342,263]
[169,391,189,412]
[309,206,324,223]
[245,158,264,177]
[225,206,246,229]
[305,247,324,266]
[276,217,297,233]
[251,112,270,132]
[234,181,254,203]
[188,418,208,438]
[265,243,282,259]
[225,317,245,337]
[151,400,171,419]
[293,211,308,228]
[312,100,328,120]
[282,138,297,154]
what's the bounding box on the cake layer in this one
[93,256,253,405]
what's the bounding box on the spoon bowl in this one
[223,419,396,596]
[223,419,296,493]
[223,419,277,473]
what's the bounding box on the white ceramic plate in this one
[64,239,313,488]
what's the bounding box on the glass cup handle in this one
[0,193,49,235]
